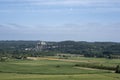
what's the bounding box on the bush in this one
[56,65,60,68]
[115,65,120,73]
[0,57,8,62]
[74,63,115,70]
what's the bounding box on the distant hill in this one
[0,40,120,59]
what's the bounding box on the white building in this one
[36,41,47,51]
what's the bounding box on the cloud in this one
[0,23,120,41]
[0,24,4,27]
[21,0,120,6]
[0,0,120,13]
[0,8,120,14]
[1,0,120,7]
[0,24,29,34]
[0,22,119,34]
[8,23,29,28]
[26,0,120,8]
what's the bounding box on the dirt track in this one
[27,57,90,63]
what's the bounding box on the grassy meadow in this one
[0,56,120,80]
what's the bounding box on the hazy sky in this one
[0,0,120,42]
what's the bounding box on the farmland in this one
[0,57,120,80]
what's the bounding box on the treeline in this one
[74,63,120,73]
[53,41,120,58]
[0,40,120,59]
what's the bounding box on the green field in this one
[0,57,120,80]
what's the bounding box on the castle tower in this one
[36,41,47,51]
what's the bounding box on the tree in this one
[0,57,8,62]
[115,65,120,73]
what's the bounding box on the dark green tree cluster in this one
[0,40,120,59]
[115,65,120,73]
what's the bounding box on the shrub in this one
[74,63,115,70]
[56,65,60,68]
[115,65,120,73]
[0,57,8,62]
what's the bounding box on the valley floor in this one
[0,56,120,80]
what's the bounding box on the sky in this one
[0,0,120,42]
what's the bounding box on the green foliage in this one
[115,65,120,73]
[74,63,115,70]
[0,57,8,62]
[0,41,120,58]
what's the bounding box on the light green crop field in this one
[0,73,120,80]
[0,57,120,80]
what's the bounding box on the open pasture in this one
[0,57,120,80]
